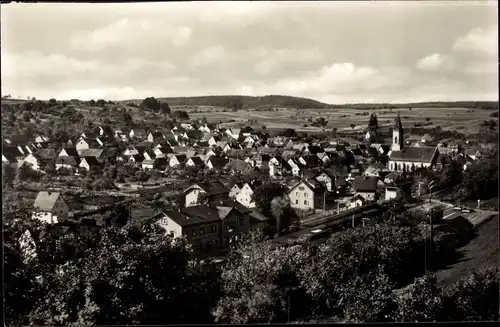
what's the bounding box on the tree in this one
[251,183,289,226]
[48,98,58,107]
[396,273,446,322]
[350,124,356,129]
[281,128,296,137]
[171,110,190,121]
[214,232,315,324]
[368,113,379,131]
[445,268,499,321]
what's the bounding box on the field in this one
[186,106,495,135]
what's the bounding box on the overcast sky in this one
[1,1,498,104]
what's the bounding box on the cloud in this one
[188,45,226,67]
[416,53,455,72]
[452,26,497,57]
[254,48,325,75]
[69,18,192,52]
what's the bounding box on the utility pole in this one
[352,215,355,228]
[323,190,326,213]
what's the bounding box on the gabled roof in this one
[188,156,204,166]
[131,154,145,162]
[78,148,104,158]
[173,146,188,154]
[289,180,316,193]
[208,157,229,168]
[56,156,79,166]
[81,156,101,167]
[34,191,62,212]
[149,131,164,138]
[353,176,378,193]
[173,154,187,162]
[131,208,160,224]
[389,146,437,163]
[187,180,230,195]
[225,159,252,172]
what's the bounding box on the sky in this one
[1,1,498,104]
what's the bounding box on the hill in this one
[121,95,331,109]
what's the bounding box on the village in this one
[3,108,496,260]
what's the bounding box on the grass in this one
[436,214,499,288]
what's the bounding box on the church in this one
[387,115,439,172]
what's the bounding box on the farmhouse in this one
[184,181,230,207]
[235,181,262,208]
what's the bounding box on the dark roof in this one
[174,154,187,162]
[81,156,101,166]
[225,159,252,172]
[390,146,437,162]
[162,209,204,227]
[173,146,188,153]
[354,176,378,192]
[186,130,202,140]
[149,131,164,138]
[209,157,229,168]
[2,146,23,161]
[394,114,403,130]
[56,156,79,166]
[188,156,204,166]
[181,205,221,223]
[131,208,160,224]
[61,148,79,157]
[78,148,104,158]
[131,154,145,162]
[189,180,230,195]
[35,148,56,160]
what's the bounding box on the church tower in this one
[391,114,404,152]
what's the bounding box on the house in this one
[384,179,413,201]
[129,154,145,164]
[363,162,391,178]
[317,152,330,164]
[142,149,156,161]
[464,148,482,160]
[185,156,204,168]
[147,131,165,143]
[78,149,105,162]
[287,158,303,177]
[142,159,155,170]
[124,146,139,156]
[225,128,241,140]
[235,181,262,208]
[288,180,317,212]
[225,180,245,198]
[198,124,211,133]
[309,169,336,192]
[169,154,187,168]
[184,181,230,207]
[206,157,229,170]
[299,155,321,168]
[154,209,221,253]
[347,194,367,209]
[58,147,79,158]
[55,156,79,170]
[225,159,254,174]
[79,156,102,171]
[2,146,25,165]
[388,115,439,172]
[24,149,55,171]
[201,134,218,147]
[210,204,249,247]
[421,134,433,144]
[352,176,378,202]
[76,138,101,152]
[154,146,173,158]
[269,156,291,177]
[32,191,69,224]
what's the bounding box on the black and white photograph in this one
[2,1,499,325]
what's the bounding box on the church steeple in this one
[391,114,404,152]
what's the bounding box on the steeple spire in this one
[394,114,403,131]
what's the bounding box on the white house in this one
[225,128,241,140]
[32,191,69,224]
[169,154,187,168]
[199,124,211,133]
[235,182,259,208]
[23,153,44,171]
[288,180,315,211]
[142,159,155,170]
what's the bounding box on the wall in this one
[236,184,255,208]
[161,216,183,238]
[54,197,69,221]
[385,188,399,201]
[185,188,204,207]
[24,154,40,171]
[76,140,89,151]
[289,183,315,210]
[315,173,333,192]
[388,160,432,172]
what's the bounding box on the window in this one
[295,200,298,204]
[394,136,398,144]
[239,217,245,226]
[295,192,299,196]
[199,226,205,235]
[304,200,308,205]
[210,225,217,233]
[299,186,304,190]
[304,193,308,197]
[192,229,197,237]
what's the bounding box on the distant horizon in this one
[2,93,498,106]
[2,2,497,103]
